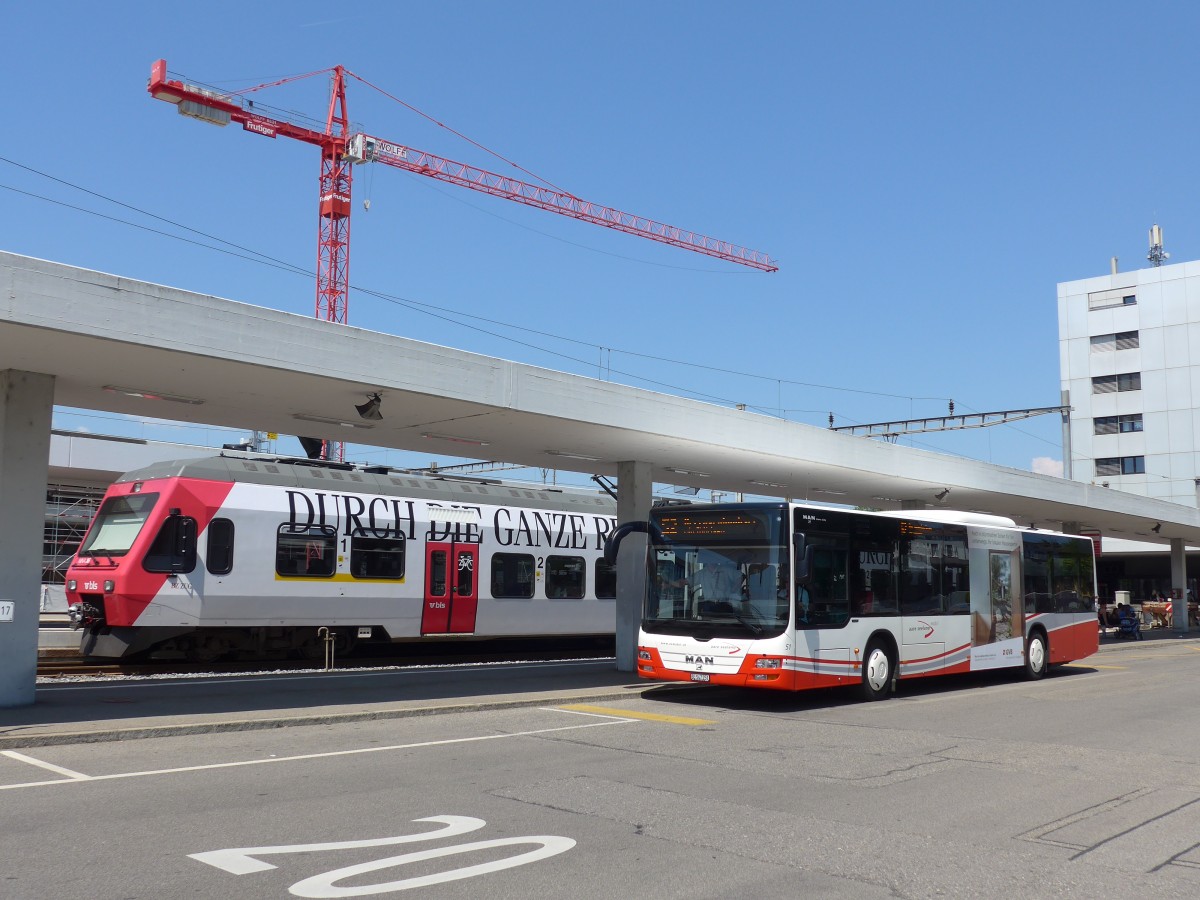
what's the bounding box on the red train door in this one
[422,542,479,634]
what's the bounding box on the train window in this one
[276,525,337,578]
[546,555,585,599]
[456,550,474,597]
[143,514,198,574]
[429,550,447,596]
[351,535,405,579]
[491,552,535,598]
[79,492,159,558]
[595,558,617,599]
[206,518,235,575]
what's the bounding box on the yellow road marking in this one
[560,704,716,726]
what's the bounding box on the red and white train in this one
[65,454,618,659]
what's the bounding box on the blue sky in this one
[4,1,1197,488]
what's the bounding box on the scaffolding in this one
[43,483,104,584]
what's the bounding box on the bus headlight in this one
[104,580,115,593]
[755,658,782,669]
[638,649,652,661]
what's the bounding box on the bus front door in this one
[422,542,479,635]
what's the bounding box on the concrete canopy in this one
[5,250,1200,546]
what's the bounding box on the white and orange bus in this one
[609,503,1098,699]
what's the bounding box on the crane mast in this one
[316,66,351,324]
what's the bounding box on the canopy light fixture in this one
[293,413,375,429]
[811,488,847,496]
[422,432,491,447]
[749,480,788,489]
[665,467,710,478]
[102,385,205,405]
[355,392,383,421]
[546,450,602,462]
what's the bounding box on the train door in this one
[422,542,479,634]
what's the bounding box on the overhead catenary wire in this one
[2,155,1046,454]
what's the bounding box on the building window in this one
[1088,289,1137,310]
[1090,330,1139,352]
[1095,456,1145,476]
[1094,414,1144,435]
[1092,372,1141,394]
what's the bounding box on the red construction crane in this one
[147,59,777,330]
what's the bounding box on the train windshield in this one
[78,493,160,558]
[644,506,789,639]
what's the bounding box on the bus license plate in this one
[690,672,710,682]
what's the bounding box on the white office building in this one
[1058,258,1200,506]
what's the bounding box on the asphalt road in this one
[3,639,1199,899]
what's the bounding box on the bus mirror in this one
[603,521,650,565]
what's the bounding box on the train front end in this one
[64,472,231,656]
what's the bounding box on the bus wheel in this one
[1024,631,1048,681]
[861,640,893,701]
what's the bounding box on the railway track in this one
[37,637,616,679]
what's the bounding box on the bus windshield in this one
[644,506,789,639]
[78,493,160,557]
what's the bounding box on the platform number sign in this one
[190,815,574,896]
[0,601,13,623]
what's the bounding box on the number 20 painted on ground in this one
[190,815,575,897]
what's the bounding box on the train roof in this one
[113,454,617,516]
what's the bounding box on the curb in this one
[0,686,658,750]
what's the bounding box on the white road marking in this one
[540,706,640,721]
[191,816,577,896]
[288,836,577,897]
[191,816,486,875]
[0,749,91,780]
[0,717,630,792]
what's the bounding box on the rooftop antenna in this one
[1148,223,1169,267]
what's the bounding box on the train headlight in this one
[638,649,652,661]
[755,657,782,669]
[67,580,77,592]
[103,580,115,593]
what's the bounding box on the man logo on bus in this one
[685,655,714,666]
